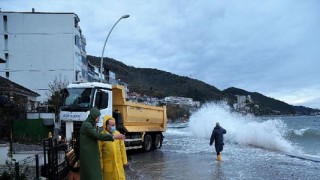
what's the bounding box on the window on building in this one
[5,53,9,68]
[82,44,86,52]
[75,70,79,82]
[3,15,8,31]
[75,35,80,48]
[5,71,9,78]
[4,34,8,50]
[74,16,79,28]
[81,56,86,64]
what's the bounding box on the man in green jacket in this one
[80,108,125,180]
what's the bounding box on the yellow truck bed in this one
[112,85,167,133]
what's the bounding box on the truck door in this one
[93,88,113,127]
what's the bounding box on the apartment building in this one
[0,10,88,101]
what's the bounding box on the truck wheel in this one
[143,134,152,152]
[153,134,162,149]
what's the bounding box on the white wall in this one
[27,112,55,120]
[0,12,87,101]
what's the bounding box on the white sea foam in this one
[293,128,309,136]
[188,102,295,153]
[165,128,191,136]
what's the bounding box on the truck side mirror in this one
[60,88,69,97]
[94,90,109,109]
[94,91,102,109]
[60,88,69,106]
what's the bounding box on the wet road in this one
[124,128,233,180]
[125,149,224,180]
[124,127,320,180]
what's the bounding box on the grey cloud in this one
[3,0,320,108]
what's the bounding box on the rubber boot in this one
[217,155,222,161]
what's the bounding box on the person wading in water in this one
[210,122,227,161]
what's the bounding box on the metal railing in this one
[2,153,42,180]
[1,138,71,179]
[41,138,69,180]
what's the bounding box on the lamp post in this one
[100,15,130,82]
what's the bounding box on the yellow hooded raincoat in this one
[99,116,127,180]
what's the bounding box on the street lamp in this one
[100,14,130,82]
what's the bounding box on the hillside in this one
[223,87,295,115]
[223,87,320,115]
[87,55,319,115]
[293,106,320,115]
[88,55,235,104]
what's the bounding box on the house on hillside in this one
[233,95,253,113]
[164,96,200,108]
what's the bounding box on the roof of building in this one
[0,76,40,97]
[0,11,75,15]
[0,10,80,21]
[68,82,112,89]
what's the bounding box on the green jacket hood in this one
[87,107,101,124]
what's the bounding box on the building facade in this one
[0,10,88,101]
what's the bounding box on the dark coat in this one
[210,125,227,153]
[80,108,114,180]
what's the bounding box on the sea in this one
[126,102,320,180]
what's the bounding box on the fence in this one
[1,153,42,180]
[16,154,42,179]
[41,138,69,180]
[1,138,69,179]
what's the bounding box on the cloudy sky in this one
[2,0,320,108]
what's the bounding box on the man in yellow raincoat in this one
[99,116,127,180]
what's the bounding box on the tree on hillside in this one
[47,75,69,119]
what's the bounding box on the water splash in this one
[188,102,295,153]
[293,128,309,136]
[165,128,191,136]
[290,128,320,139]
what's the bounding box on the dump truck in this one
[59,82,167,151]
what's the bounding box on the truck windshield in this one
[65,88,92,108]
